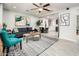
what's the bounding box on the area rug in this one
[4,36,58,56]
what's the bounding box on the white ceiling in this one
[3,3,79,17]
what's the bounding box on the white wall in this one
[59,7,77,42]
[0,4,3,29]
[3,10,39,30]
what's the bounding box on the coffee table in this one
[23,32,41,43]
[30,32,41,37]
[23,33,31,43]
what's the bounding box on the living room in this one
[0,3,79,56]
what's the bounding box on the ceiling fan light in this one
[38,8,43,11]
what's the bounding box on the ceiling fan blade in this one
[30,8,38,10]
[43,3,50,7]
[43,8,50,11]
[33,3,39,7]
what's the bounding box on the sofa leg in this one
[20,42,22,50]
[6,47,9,56]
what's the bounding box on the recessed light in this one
[13,6,16,8]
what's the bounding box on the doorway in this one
[40,14,59,39]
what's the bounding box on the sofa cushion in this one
[18,28,27,32]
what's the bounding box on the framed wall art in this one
[15,15,29,26]
[60,13,70,26]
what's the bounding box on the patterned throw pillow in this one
[14,28,19,32]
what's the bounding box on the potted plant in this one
[36,20,41,26]
[36,20,42,31]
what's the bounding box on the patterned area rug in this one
[4,36,58,56]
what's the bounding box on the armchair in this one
[2,27,16,38]
[0,30,22,56]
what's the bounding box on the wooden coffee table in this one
[23,32,41,43]
[30,32,41,37]
[23,33,31,43]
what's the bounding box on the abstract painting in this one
[15,15,29,26]
[60,13,70,26]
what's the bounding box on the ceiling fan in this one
[30,3,51,13]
